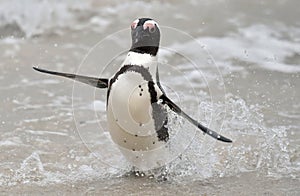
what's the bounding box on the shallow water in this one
[0,0,299,195]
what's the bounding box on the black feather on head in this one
[129,18,160,56]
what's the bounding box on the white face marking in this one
[131,19,139,29]
[143,20,159,32]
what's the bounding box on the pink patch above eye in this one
[143,22,155,31]
[131,22,138,29]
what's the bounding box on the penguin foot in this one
[124,167,146,178]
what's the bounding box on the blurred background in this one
[0,0,299,194]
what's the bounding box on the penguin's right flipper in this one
[33,67,108,88]
[160,94,232,143]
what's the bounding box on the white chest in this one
[108,71,156,136]
[105,52,169,170]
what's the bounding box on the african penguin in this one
[33,18,232,171]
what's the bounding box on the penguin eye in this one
[131,20,138,29]
[143,22,156,33]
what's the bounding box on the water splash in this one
[156,95,296,181]
[0,0,90,38]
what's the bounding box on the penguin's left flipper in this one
[160,94,232,143]
[33,67,108,88]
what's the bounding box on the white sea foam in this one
[198,25,300,73]
[0,0,90,37]
[161,24,300,74]
[24,130,69,136]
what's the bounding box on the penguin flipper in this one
[160,94,232,143]
[33,67,108,88]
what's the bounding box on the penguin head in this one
[129,18,160,56]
